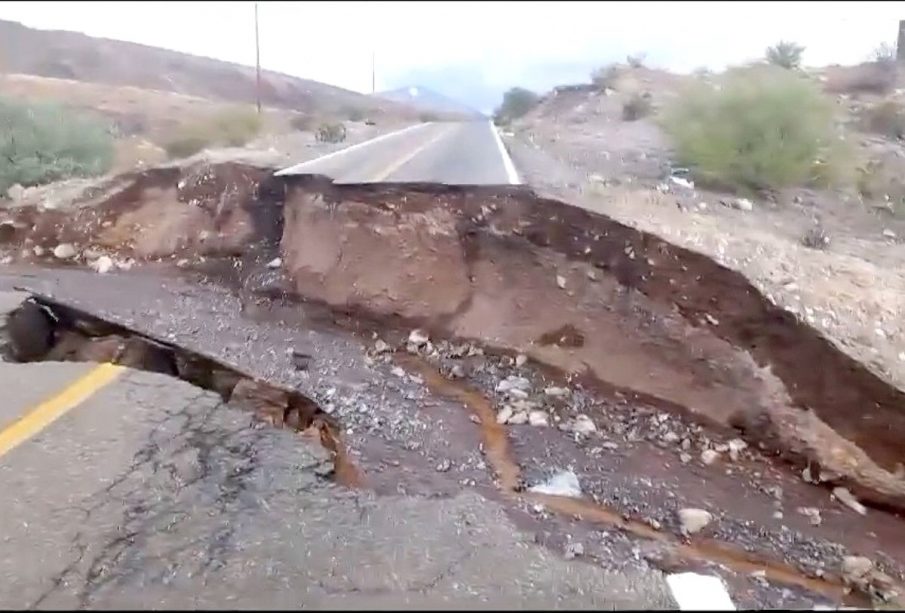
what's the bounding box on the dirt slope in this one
[0,18,412,118]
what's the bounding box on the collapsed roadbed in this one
[2,161,903,515]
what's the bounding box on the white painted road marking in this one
[275,122,432,176]
[489,120,521,185]
[666,572,736,611]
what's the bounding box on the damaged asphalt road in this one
[0,351,674,609]
[3,156,905,609]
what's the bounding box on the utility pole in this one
[371,51,376,94]
[255,1,262,114]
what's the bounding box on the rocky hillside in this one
[0,18,414,119]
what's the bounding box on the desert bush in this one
[418,111,440,123]
[0,97,114,193]
[661,65,846,191]
[315,122,347,143]
[493,87,540,124]
[591,64,623,90]
[825,61,897,95]
[163,107,263,159]
[626,53,647,69]
[208,107,263,147]
[864,100,905,139]
[801,224,830,249]
[857,155,905,215]
[766,41,805,70]
[622,92,653,121]
[873,42,897,64]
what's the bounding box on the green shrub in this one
[591,64,622,90]
[163,106,263,159]
[661,65,845,191]
[315,122,347,143]
[622,92,653,121]
[626,53,646,69]
[0,97,114,193]
[493,87,540,124]
[864,100,905,139]
[766,41,805,69]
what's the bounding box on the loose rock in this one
[677,508,713,535]
[496,405,514,425]
[528,410,549,427]
[728,438,747,461]
[515,354,528,367]
[700,449,720,465]
[544,386,570,398]
[90,255,115,274]
[564,541,585,560]
[733,197,754,212]
[374,339,390,354]
[556,275,567,289]
[508,411,529,425]
[496,375,531,394]
[408,329,429,347]
[6,184,24,201]
[832,487,867,516]
[52,243,77,260]
[841,556,874,587]
[796,506,822,526]
[266,257,282,269]
[528,470,582,498]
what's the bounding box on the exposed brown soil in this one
[2,162,905,579]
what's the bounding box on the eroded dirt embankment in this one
[2,162,905,512]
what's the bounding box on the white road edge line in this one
[488,120,521,185]
[666,572,736,611]
[275,122,433,176]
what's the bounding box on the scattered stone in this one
[677,508,713,535]
[508,411,529,425]
[0,255,11,265]
[679,452,692,464]
[528,470,582,498]
[802,465,815,483]
[564,541,585,560]
[586,269,598,281]
[733,198,754,212]
[797,507,822,526]
[883,228,897,239]
[832,487,867,516]
[544,386,570,398]
[448,364,465,379]
[772,511,783,520]
[670,176,694,190]
[704,313,719,326]
[528,410,549,427]
[507,388,529,400]
[52,243,77,260]
[89,255,115,274]
[841,556,874,587]
[176,258,190,268]
[32,246,44,257]
[515,354,528,367]
[6,184,24,201]
[602,441,619,450]
[589,173,606,185]
[374,339,390,354]
[569,414,597,435]
[115,258,134,271]
[662,431,680,444]
[496,375,531,394]
[435,459,452,473]
[289,350,311,371]
[647,518,662,530]
[496,405,514,425]
[700,449,720,465]
[408,329,429,347]
[266,257,282,269]
[556,275,567,289]
[391,366,406,378]
[728,438,748,461]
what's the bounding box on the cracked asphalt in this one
[0,360,677,609]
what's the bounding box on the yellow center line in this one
[0,362,125,459]
[369,123,458,182]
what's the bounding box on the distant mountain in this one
[0,19,417,119]
[375,86,484,119]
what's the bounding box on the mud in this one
[2,161,905,514]
[3,293,360,486]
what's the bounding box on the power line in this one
[255,1,261,114]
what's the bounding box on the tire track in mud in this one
[395,353,863,606]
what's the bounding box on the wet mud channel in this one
[2,161,905,607]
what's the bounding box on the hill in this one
[376,85,484,119]
[0,18,414,119]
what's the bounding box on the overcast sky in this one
[2,1,903,112]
